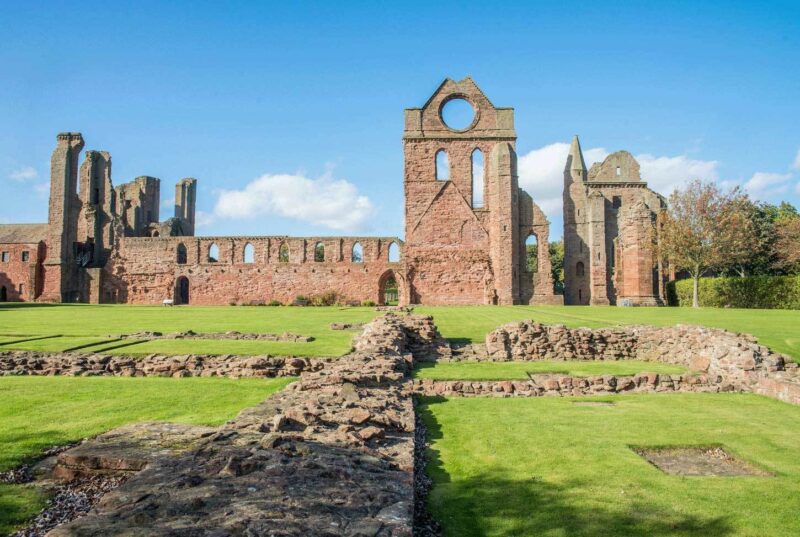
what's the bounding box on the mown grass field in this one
[420,393,800,537]
[0,376,295,535]
[413,360,687,380]
[1,303,798,361]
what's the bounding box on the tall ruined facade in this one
[563,136,667,305]
[3,78,668,307]
[403,78,559,305]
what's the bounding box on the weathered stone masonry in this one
[0,79,668,307]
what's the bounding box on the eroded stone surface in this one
[43,314,441,536]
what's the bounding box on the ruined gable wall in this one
[103,236,405,305]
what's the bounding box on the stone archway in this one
[175,277,189,305]
[377,270,403,306]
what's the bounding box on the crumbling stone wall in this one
[102,235,406,305]
[0,238,44,302]
[478,321,800,404]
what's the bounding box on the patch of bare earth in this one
[634,446,773,477]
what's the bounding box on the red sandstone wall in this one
[0,242,44,301]
[103,236,405,305]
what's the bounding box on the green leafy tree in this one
[549,240,565,294]
[660,180,755,307]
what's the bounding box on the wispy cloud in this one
[33,182,50,196]
[793,148,800,171]
[194,210,215,228]
[744,171,793,198]
[213,170,375,232]
[9,166,38,182]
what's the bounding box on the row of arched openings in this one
[176,241,401,264]
[435,148,484,209]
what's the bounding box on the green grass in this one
[420,393,800,537]
[0,375,294,535]
[416,305,800,362]
[0,336,117,353]
[1,303,797,360]
[414,360,687,380]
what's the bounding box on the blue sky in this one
[1,1,799,239]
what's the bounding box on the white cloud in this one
[744,171,793,198]
[33,182,50,196]
[9,166,38,182]
[793,148,800,171]
[194,210,215,228]
[517,142,607,221]
[517,141,719,222]
[636,154,719,195]
[796,181,800,195]
[213,171,375,232]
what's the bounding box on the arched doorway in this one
[175,277,189,305]
[378,270,401,306]
[0,286,6,302]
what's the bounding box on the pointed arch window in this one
[208,243,219,263]
[435,150,449,181]
[314,242,325,262]
[176,243,187,264]
[243,243,255,263]
[471,148,484,208]
[279,242,289,263]
[352,242,363,263]
[388,241,400,262]
[576,261,585,277]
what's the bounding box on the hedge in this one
[667,275,800,309]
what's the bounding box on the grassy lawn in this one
[414,360,687,380]
[416,305,800,362]
[420,393,800,537]
[1,303,797,360]
[0,376,294,534]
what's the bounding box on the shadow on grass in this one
[0,483,46,536]
[418,397,734,537]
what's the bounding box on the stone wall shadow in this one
[417,397,734,537]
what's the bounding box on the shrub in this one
[267,300,282,306]
[312,290,340,306]
[667,275,800,309]
[293,295,309,306]
[362,300,376,307]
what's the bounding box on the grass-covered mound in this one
[0,376,294,534]
[420,393,800,537]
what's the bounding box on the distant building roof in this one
[0,223,48,244]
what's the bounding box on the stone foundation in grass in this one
[412,371,725,398]
[19,314,447,536]
[480,321,800,404]
[0,351,323,378]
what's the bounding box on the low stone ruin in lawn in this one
[3,314,799,535]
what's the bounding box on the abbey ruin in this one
[0,78,667,306]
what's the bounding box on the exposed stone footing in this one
[0,351,322,378]
[413,372,728,398]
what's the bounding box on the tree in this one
[728,199,777,277]
[660,180,755,307]
[774,216,800,273]
[549,240,565,294]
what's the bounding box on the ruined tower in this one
[174,178,197,236]
[77,150,114,266]
[403,77,558,305]
[41,132,85,302]
[563,139,666,306]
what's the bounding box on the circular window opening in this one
[441,98,476,131]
